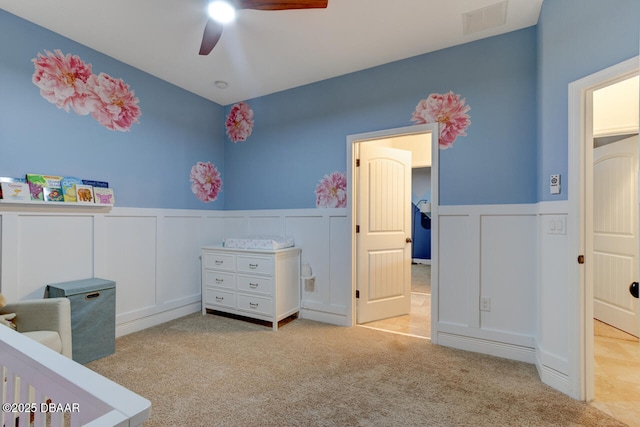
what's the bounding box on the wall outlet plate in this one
[480,296,491,312]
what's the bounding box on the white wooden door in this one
[593,135,639,337]
[357,144,412,324]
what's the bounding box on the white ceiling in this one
[0,0,543,106]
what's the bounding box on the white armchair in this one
[0,298,72,358]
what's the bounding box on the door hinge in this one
[356,159,360,167]
[356,225,360,233]
[577,255,585,264]
[356,290,360,299]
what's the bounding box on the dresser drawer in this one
[204,288,236,309]
[237,274,272,295]
[237,255,273,275]
[204,270,235,289]
[203,252,235,271]
[237,294,272,316]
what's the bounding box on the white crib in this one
[1,325,150,427]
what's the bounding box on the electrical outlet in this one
[480,296,491,312]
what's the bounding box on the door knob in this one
[406,237,412,243]
[630,282,639,299]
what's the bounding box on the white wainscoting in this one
[218,209,351,325]
[1,202,575,398]
[0,206,349,336]
[536,200,570,395]
[435,204,538,363]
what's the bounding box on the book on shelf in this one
[93,187,115,205]
[82,179,108,188]
[43,187,64,202]
[0,177,26,199]
[0,181,30,201]
[26,174,62,201]
[75,184,94,204]
[60,176,83,202]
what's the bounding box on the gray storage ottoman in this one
[47,278,116,364]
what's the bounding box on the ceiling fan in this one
[199,0,329,55]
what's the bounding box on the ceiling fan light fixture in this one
[208,1,236,24]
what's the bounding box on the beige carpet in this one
[87,313,625,427]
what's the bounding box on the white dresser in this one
[201,245,301,330]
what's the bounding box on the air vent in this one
[462,1,508,36]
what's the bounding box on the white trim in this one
[536,353,570,396]
[116,302,201,337]
[346,123,439,330]
[567,56,640,401]
[438,203,537,216]
[436,332,536,364]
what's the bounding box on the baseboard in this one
[437,331,536,364]
[412,259,431,265]
[115,302,201,337]
[300,307,348,326]
[536,360,571,397]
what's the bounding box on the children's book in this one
[0,177,26,199]
[0,181,30,201]
[82,179,109,188]
[60,177,83,202]
[43,187,64,202]
[75,184,94,204]
[93,187,115,205]
[26,174,62,201]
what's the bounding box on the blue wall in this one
[223,28,538,209]
[5,1,636,211]
[0,11,225,210]
[537,0,640,202]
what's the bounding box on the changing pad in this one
[223,236,295,250]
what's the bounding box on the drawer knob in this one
[249,302,259,309]
[249,263,258,269]
[216,296,224,302]
[215,260,223,265]
[215,278,224,283]
[249,282,259,288]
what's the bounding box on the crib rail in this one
[1,326,150,427]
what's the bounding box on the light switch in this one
[546,216,566,235]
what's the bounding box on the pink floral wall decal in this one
[190,161,222,203]
[315,171,347,208]
[32,49,141,132]
[88,73,141,132]
[32,49,96,115]
[225,102,254,142]
[411,91,471,149]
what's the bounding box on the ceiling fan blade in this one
[235,0,328,11]
[199,18,224,55]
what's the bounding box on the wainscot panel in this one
[435,204,538,363]
[536,201,570,395]
[222,209,349,326]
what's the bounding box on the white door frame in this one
[346,123,439,338]
[567,56,639,400]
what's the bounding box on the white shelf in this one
[0,199,113,208]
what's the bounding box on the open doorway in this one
[589,73,640,424]
[568,57,639,424]
[346,123,439,340]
